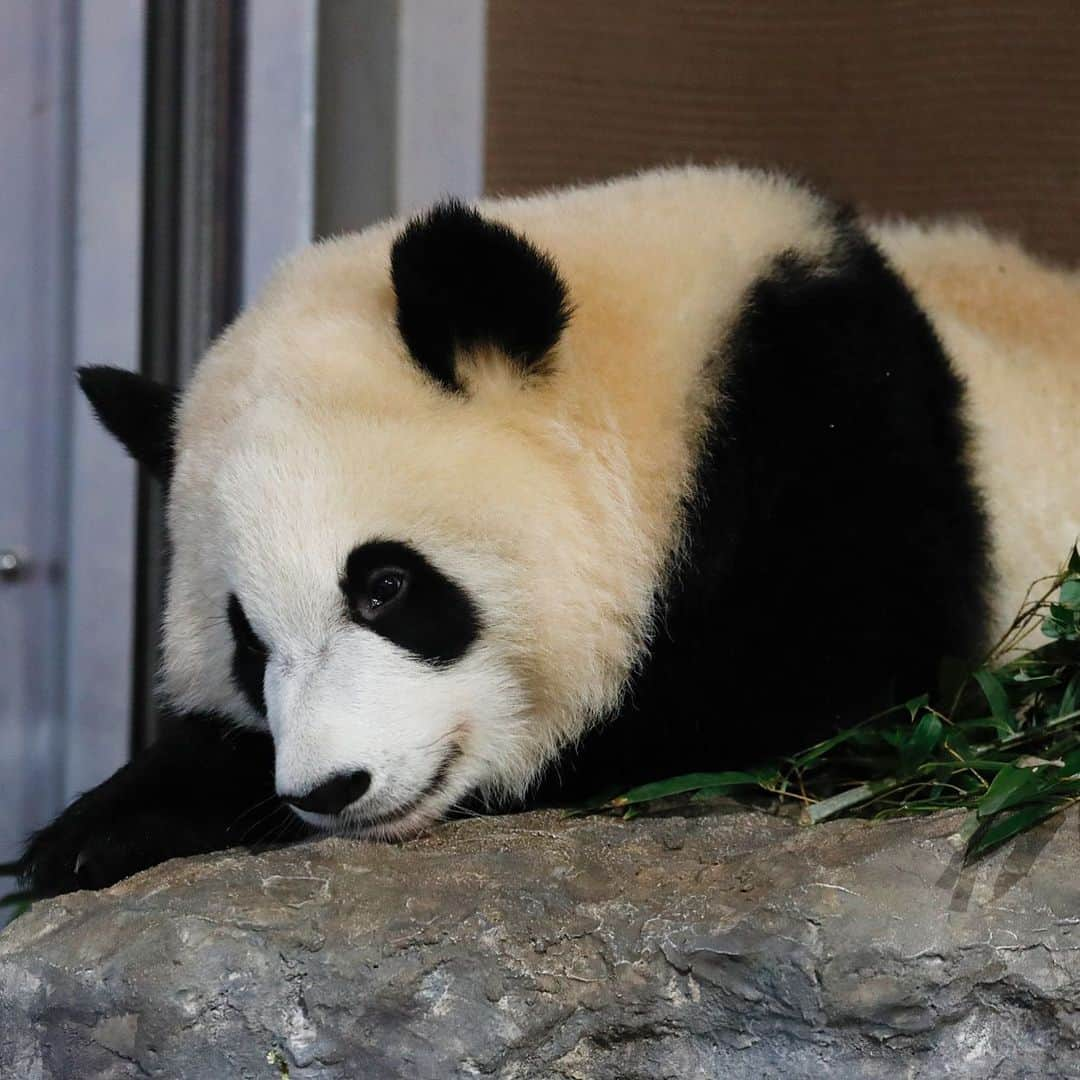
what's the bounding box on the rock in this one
[2,805,1079,1079]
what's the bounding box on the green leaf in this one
[744,764,784,785]
[905,693,930,719]
[805,776,900,823]
[610,771,759,807]
[1059,672,1080,719]
[973,669,1015,731]
[965,799,1067,861]
[692,784,744,802]
[580,542,1080,862]
[790,724,878,768]
[958,809,982,845]
[976,764,1046,819]
[1050,603,1078,625]
[944,757,1016,772]
[900,713,944,772]
[1068,544,1080,576]
[1060,747,1080,777]
[1045,606,1080,641]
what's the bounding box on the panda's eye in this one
[365,569,407,613]
[342,540,480,662]
[227,594,269,716]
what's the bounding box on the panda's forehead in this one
[212,419,412,563]
[211,403,458,526]
[193,402,512,597]
[196,385,543,538]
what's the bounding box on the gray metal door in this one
[1,1,76,868]
[1,1,146,875]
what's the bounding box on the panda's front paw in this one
[13,810,210,898]
[2,716,295,899]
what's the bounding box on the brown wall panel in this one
[486,1,1080,262]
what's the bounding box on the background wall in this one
[487,0,1080,263]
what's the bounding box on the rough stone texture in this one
[2,805,1079,1079]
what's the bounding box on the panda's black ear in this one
[390,200,571,392]
[77,366,180,481]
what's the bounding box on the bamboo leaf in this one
[1060,672,1080,719]
[973,669,1015,731]
[692,785,744,802]
[1068,544,1080,577]
[1060,748,1080,777]
[805,777,900,823]
[905,693,930,718]
[965,800,1067,861]
[976,765,1045,819]
[900,713,944,772]
[609,771,759,807]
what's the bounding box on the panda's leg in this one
[2,714,311,898]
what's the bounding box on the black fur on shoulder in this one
[531,211,992,802]
[77,366,180,481]
[390,200,571,392]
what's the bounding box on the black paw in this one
[12,810,214,898]
[2,714,306,899]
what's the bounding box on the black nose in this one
[285,769,372,815]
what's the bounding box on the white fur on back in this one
[876,221,1080,648]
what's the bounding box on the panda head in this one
[77,202,640,839]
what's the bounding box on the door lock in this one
[0,549,26,582]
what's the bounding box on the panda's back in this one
[878,222,1080,645]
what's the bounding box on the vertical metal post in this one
[315,0,487,238]
[242,0,317,302]
[135,0,247,746]
[396,0,486,213]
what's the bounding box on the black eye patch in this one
[341,540,481,665]
[227,594,269,715]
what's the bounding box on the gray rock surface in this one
[1,804,1079,1079]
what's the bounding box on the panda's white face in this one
[230,539,523,839]
[162,406,548,838]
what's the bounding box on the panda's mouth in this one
[349,744,463,833]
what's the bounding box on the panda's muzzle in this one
[282,745,462,826]
[350,745,463,830]
[284,768,372,816]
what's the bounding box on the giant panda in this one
[13,165,1080,897]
